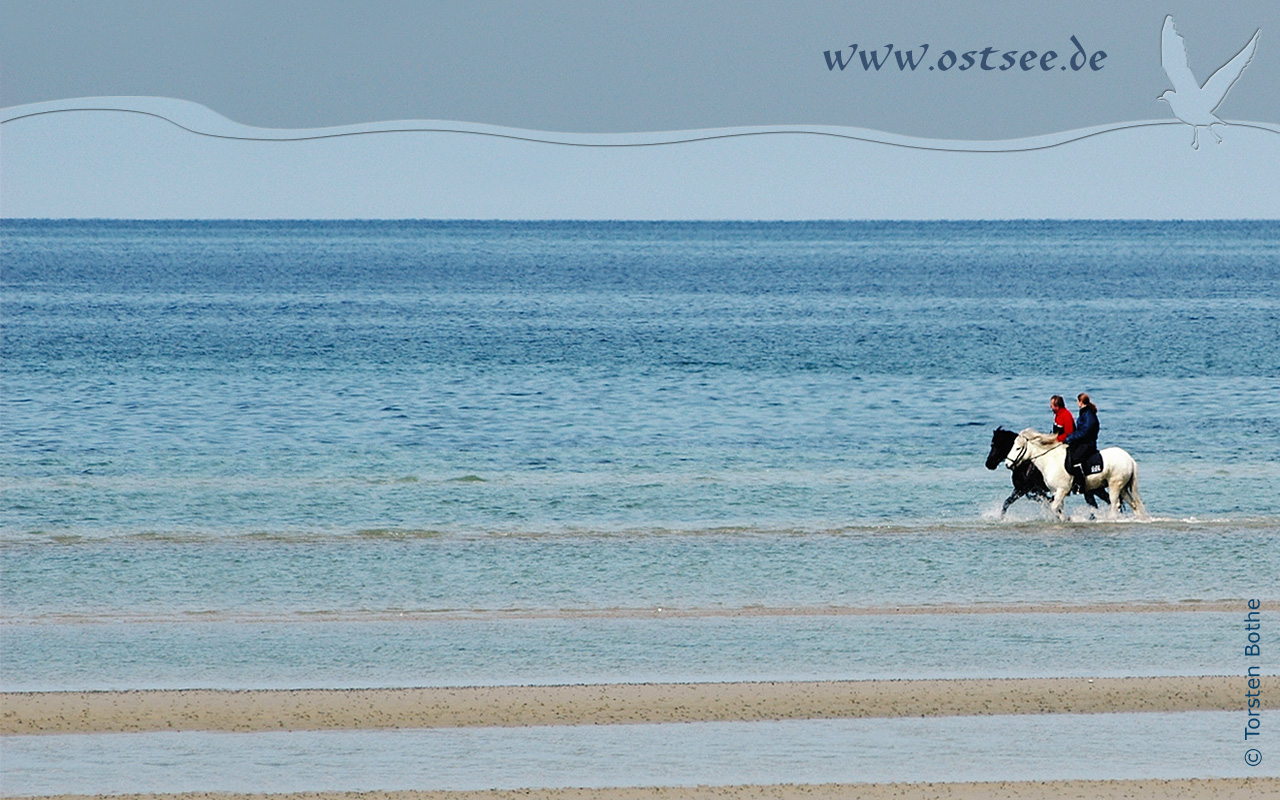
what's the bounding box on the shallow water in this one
[4,525,1274,617]
[0,610,1254,691]
[2,221,1277,697]
[1,712,1269,796]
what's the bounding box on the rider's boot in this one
[1070,468,1086,496]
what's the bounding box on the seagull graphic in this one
[1159,15,1260,149]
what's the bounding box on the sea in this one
[2,220,1278,790]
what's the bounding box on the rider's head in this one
[1077,392,1095,412]
[1050,395,1065,410]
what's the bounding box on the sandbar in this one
[0,675,1249,734]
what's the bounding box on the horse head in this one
[986,427,1018,470]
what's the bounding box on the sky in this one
[1,1,1277,218]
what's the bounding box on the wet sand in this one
[1,675,1246,734]
[12,779,1280,800]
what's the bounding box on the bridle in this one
[1004,436,1063,470]
[1003,439,1029,469]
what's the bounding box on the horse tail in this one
[1123,461,1150,520]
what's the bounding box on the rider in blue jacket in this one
[1064,392,1099,493]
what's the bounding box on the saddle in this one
[1074,451,1104,476]
[1068,451,1107,505]
[1068,450,1104,497]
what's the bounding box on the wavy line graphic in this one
[5,97,1278,153]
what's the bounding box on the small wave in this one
[979,503,1280,529]
[362,475,421,485]
[129,531,226,544]
[4,514,1278,547]
[354,528,446,540]
[448,474,486,483]
[2,600,1258,627]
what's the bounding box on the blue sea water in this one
[2,220,1278,691]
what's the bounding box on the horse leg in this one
[1050,487,1069,520]
[1001,490,1022,517]
[1124,471,1150,521]
[1027,489,1051,513]
[1083,472,1110,507]
[1109,478,1123,518]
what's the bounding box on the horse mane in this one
[1019,427,1059,447]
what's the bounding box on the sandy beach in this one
[11,779,1280,800]
[1,675,1247,734]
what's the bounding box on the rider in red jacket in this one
[1050,395,1074,442]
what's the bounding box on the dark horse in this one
[986,428,1108,516]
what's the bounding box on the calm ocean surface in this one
[5,712,1271,795]
[2,220,1278,690]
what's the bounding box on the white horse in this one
[986,427,1149,520]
